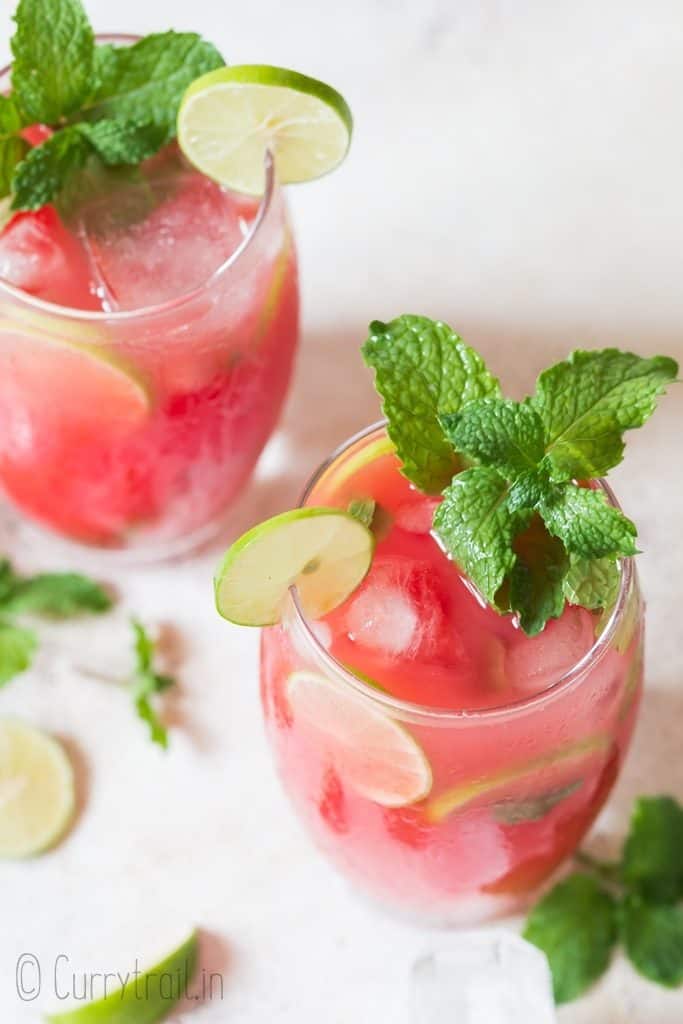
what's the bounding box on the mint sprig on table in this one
[363,315,678,635]
[1,0,224,210]
[129,619,176,749]
[525,795,683,1003]
[0,557,111,686]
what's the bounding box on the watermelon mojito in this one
[0,6,352,554]
[259,423,643,923]
[215,315,676,923]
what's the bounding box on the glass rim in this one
[0,33,276,324]
[288,420,635,724]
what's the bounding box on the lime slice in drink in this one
[287,670,432,807]
[215,508,374,626]
[0,718,75,859]
[0,316,150,433]
[424,733,610,824]
[46,930,198,1024]
[178,65,352,195]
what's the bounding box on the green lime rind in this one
[45,930,199,1024]
[214,508,374,627]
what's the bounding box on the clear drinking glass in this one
[260,424,644,925]
[0,40,299,559]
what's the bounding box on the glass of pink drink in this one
[260,424,643,925]
[0,43,298,557]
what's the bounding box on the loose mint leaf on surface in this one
[531,349,678,481]
[130,620,176,749]
[348,498,376,529]
[622,796,683,903]
[523,873,618,1004]
[362,316,501,493]
[0,560,21,605]
[11,126,90,210]
[441,398,545,480]
[0,96,28,198]
[11,0,94,124]
[433,467,530,604]
[78,119,168,166]
[508,517,569,635]
[0,573,112,618]
[621,897,683,988]
[0,620,37,687]
[563,555,621,611]
[539,484,638,559]
[84,33,225,141]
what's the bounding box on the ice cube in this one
[344,558,450,660]
[395,497,441,535]
[78,147,253,310]
[413,931,556,1024]
[505,606,595,694]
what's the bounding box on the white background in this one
[1,0,683,1020]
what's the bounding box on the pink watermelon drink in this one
[259,424,643,922]
[0,8,352,554]
[215,314,676,924]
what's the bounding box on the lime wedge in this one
[215,508,373,626]
[287,670,432,807]
[0,718,75,859]
[0,317,150,433]
[178,64,352,195]
[46,930,198,1024]
[424,733,610,824]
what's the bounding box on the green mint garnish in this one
[523,873,618,1004]
[525,794,683,1003]
[348,497,376,529]
[3,0,225,210]
[0,620,37,687]
[0,556,111,685]
[362,315,501,494]
[364,315,678,634]
[130,619,176,749]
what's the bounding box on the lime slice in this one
[46,930,198,1024]
[0,317,150,433]
[424,733,610,824]
[178,64,352,195]
[215,508,373,626]
[287,670,432,807]
[0,718,75,859]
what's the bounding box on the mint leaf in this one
[348,498,376,529]
[539,484,638,559]
[78,119,168,166]
[130,620,175,748]
[621,897,683,988]
[0,620,37,686]
[11,0,94,124]
[563,555,620,611]
[0,572,111,618]
[493,779,582,824]
[0,559,21,604]
[441,398,545,479]
[507,466,550,513]
[434,467,530,604]
[0,96,28,198]
[509,517,569,635]
[11,126,90,210]
[531,349,678,481]
[523,873,618,1004]
[622,796,683,903]
[362,316,500,493]
[84,33,225,141]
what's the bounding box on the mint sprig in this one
[129,620,176,749]
[0,556,111,686]
[363,315,678,634]
[524,795,683,1003]
[3,0,225,210]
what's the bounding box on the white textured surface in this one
[1,1,683,1020]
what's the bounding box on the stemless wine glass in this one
[260,423,644,925]
[0,39,299,560]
